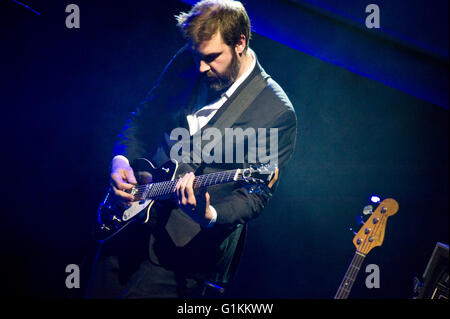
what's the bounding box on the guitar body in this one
[94,158,277,242]
[95,158,179,242]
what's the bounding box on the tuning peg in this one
[362,205,373,215]
[348,227,357,235]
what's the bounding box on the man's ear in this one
[235,34,246,55]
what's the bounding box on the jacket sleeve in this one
[211,108,297,227]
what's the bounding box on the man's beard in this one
[204,51,240,92]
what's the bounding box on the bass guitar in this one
[334,198,399,299]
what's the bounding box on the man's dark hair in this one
[175,0,251,52]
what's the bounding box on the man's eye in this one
[204,54,219,63]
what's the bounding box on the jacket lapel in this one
[200,59,265,132]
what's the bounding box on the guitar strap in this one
[187,71,270,171]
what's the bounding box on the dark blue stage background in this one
[2,0,448,299]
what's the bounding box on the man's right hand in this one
[110,156,137,205]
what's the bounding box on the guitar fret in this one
[164,181,170,195]
[335,252,366,299]
[159,182,164,196]
[222,172,228,184]
[146,184,155,198]
[215,173,220,184]
[173,180,177,192]
[142,184,150,200]
[208,174,213,186]
[196,176,203,188]
[166,181,171,194]
[158,182,165,196]
[155,182,162,197]
[156,182,162,197]
[143,169,239,200]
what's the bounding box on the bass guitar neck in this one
[334,251,366,299]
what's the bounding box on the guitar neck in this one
[334,251,366,299]
[143,169,239,200]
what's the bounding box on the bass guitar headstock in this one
[238,164,279,190]
[351,198,399,255]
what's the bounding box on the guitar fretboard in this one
[334,251,366,299]
[133,169,239,200]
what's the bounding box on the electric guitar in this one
[95,158,279,242]
[334,198,399,299]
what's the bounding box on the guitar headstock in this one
[238,164,279,194]
[353,198,399,255]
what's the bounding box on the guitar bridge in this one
[130,187,139,196]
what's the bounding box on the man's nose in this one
[199,60,210,73]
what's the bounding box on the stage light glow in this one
[370,196,381,203]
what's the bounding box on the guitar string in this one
[336,255,355,299]
[336,253,359,299]
[344,253,364,298]
[99,171,245,238]
[126,171,234,195]
[344,213,385,294]
[130,171,243,199]
[338,254,365,299]
[131,170,238,192]
[335,252,365,299]
[337,208,386,298]
[335,253,358,298]
[336,253,358,298]
[150,171,238,198]
[336,205,389,298]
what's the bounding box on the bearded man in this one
[88,0,297,298]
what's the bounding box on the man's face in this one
[191,32,240,91]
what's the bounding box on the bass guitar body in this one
[95,158,277,242]
[95,158,179,242]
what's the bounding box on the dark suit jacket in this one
[112,45,297,284]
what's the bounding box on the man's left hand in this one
[174,172,214,227]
